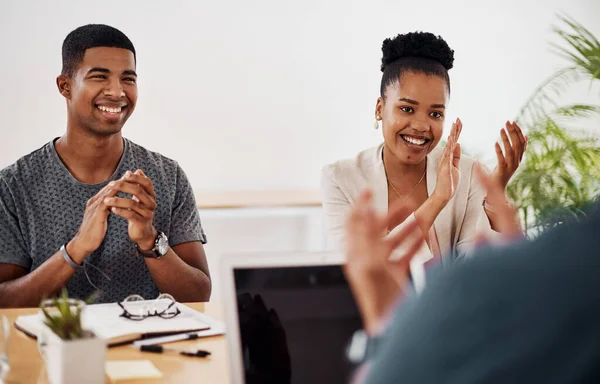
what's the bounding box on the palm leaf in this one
[517,14,600,132]
[551,14,600,80]
[552,104,600,118]
[516,67,582,127]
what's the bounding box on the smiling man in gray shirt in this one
[0,24,211,307]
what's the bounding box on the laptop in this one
[220,251,362,384]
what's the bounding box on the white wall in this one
[1,0,599,192]
[199,206,325,300]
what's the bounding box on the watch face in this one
[157,233,169,255]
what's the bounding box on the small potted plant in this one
[38,289,105,384]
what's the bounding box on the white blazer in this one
[321,143,495,264]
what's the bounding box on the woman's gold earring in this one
[374,116,381,130]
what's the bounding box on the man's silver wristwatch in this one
[136,231,169,259]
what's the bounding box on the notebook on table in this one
[15,300,211,347]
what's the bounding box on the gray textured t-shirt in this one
[0,138,207,304]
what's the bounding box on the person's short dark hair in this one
[61,24,136,76]
[379,31,454,97]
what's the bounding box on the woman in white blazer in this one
[321,32,527,266]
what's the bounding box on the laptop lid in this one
[220,251,361,384]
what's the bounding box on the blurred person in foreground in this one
[343,165,600,383]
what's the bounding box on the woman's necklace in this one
[388,169,426,201]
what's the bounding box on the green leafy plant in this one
[40,289,97,340]
[508,14,600,234]
[516,14,600,129]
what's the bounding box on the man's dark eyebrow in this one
[431,104,445,109]
[85,68,137,77]
[86,67,110,75]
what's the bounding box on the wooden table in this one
[0,303,230,384]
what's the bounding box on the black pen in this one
[139,332,199,344]
[140,344,211,357]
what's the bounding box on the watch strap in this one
[136,234,160,258]
[136,245,160,258]
[136,232,168,259]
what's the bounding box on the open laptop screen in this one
[234,265,361,384]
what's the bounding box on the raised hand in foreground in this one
[343,190,425,335]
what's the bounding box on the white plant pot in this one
[39,324,106,384]
[37,297,106,384]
